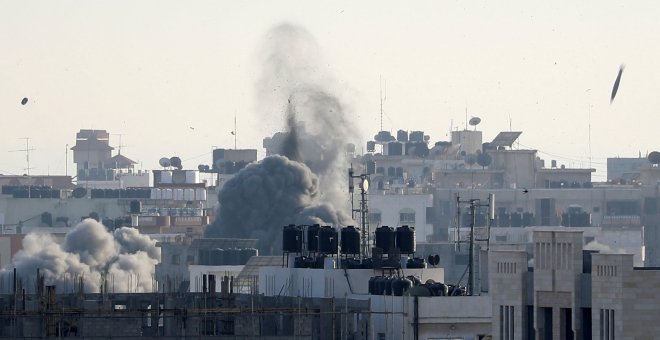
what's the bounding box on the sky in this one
[1,0,660,181]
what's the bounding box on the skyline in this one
[2,1,660,180]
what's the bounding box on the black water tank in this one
[130,200,141,214]
[366,141,376,152]
[240,248,257,264]
[375,226,395,253]
[282,224,303,253]
[89,212,100,222]
[198,249,210,265]
[340,226,360,254]
[307,224,320,252]
[374,276,387,295]
[392,277,413,296]
[210,248,224,265]
[294,256,308,268]
[396,225,416,254]
[102,218,115,230]
[318,226,338,254]
[388,142,403,156]
[41,212,52,227]
[361,258,374,269]
[406,257,426,269]
[397,130,409,142]
[366,160,376,175]
[384,277,394,295]
[368,276,378,294]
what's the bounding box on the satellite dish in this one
[361,178,369,191]
[469,117,481,126]
[169,156,182,170]
[648,151,660,165]
[72,187,87,198]
[159,157,171,167]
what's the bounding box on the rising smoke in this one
[0,219,160,293]
[204,23,359,254]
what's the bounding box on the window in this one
[400,208,416,223]
[600,308,615,340]
[500,305,515,340]
[171,254,180,265]
[368,212,382,225]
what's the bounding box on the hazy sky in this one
[2,0,659,180]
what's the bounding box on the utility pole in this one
[455,193,495,295]
[349,166,370,258]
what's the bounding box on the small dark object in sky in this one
[611,64,625,103]
[21,97,28,105]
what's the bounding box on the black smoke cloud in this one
[204,155,351,254]
[1,219,160,293]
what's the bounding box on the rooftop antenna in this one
[10,137,35,176]
[379,76,386,132]
[234,112,237,150]
[465,100,467,130]
[112,133,127,155]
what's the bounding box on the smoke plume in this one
[257,23,360,204]
[205,155,351,254]
[1,219,160,293]
[205,23,359,254]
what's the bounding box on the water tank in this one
[366,161,376,175]
[282,224,303,253]
[130,200,141,214]
[340,226,360,255]
[361,258,374,269]
[375,226,395,253]
[184,189,195,201]
[374,276,387,295]
[307,224,320,252]
[210,248,224,265]
[195,188,207,201]
[410,131,424,142]
[41,212,52,227]
[185,170,199,184]
[388,142,403,156]
[396,225,416,254]
[160,171,173,184]
[397,130,409,142]
[368,277,378,295]
[392,277,413,296]
[241,248,258,264]
[294,256,308,268]
[366,141,376,152]
[198,249,210,265]
[406,257,426,269]
[318,226,338,254]
[384,277,394,295]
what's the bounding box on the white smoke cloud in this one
[1,219,160,293]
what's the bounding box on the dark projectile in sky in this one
[21,97,28,105]
[610,64,625,103]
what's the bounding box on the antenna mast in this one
[379,77,386,132]
[112,133,126,155]
[11,137,35,176]
[234,113,237,150]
